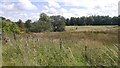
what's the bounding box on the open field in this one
[0,44,1,67]
[2,26,119,66]
[65,26,118,32]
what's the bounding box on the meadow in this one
[2,26,119,66]
[0,28,2,67]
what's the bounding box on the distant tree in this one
[84,17,94,25]
[79,16,85,25]
[112,17,118,25]
[69,17,75,25]
[65,16,119,26]
[17,19,24,28]
[6,19,11,22]
[65,18,70,26]
[50,15,65,32]
[39,13,49,22]
[76,17,80,25]
[92,16,101,25]
[25,19,32,32]
[118,16,120,26]
[0,17,6,21]
[16,19,25,31]
[30,13,53,32]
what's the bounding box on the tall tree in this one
[84,17,94,25]
[39,13,49,22]
[16,19,25,31]
[50,15,65,32]
[31,13,53,32]
[25,19,32,32]
[112,17,118,25]
[65,18,70,26]
[69,17,75,25]
[79,16,85,25]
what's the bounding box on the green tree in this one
[112,17,118,25]
[17,19,24,28]
[69,17,75,25]
[39,13,49,22]
[16,19,25,31]
[31,13,53,32]
[79,16,85,25]
[85,16,94,25]
[25,19,32,32]
[2,21,20,33]
[50,15,65,32]
[65,18,70,26]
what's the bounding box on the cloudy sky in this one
[0,0,119,22]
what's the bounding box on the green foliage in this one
[30,13,53,32]
[84,16,94,25]
[0,20,2,28]
[66,16,119,26]
[2,21,20,34]
[16,19,26,32]
[25,19,32,32]
[31,21,53,32]
[25,19,31,28]
[30,13,65,32]
[50,15,65,32]
[39,13,50,22]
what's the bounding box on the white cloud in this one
[41,0,119,17]
[9,12,39,22]
[60,8,67,13]
[0,0,38,14]
[0,3,15,11]
[44,6,49,9]
[42,6,59,14]
[64,0,119,17]
[18,0,37,10]
[47,0,61,8]
[3,3,15,10]
[0,0,38,22]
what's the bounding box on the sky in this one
[0,0,119,22]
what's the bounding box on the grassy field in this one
[0,44,1,67]
[65,26,118,32]
[2,26,119,66]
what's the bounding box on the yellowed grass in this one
[2,26,119,66]
[65,26,119,32]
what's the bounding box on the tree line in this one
[66,16,119,26]
[0,13,66,33]
[0,13,119,33]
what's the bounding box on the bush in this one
[2,21,20,34]
[50,15,65,32]
[30,21,53,32]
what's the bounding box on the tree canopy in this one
[30,13,65,32]
[1,20,20,34]
[65,16,119,26]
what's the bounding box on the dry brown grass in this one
[2,26,119,66]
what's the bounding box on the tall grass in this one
[2,26,119,66]
[0,28,2,67]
